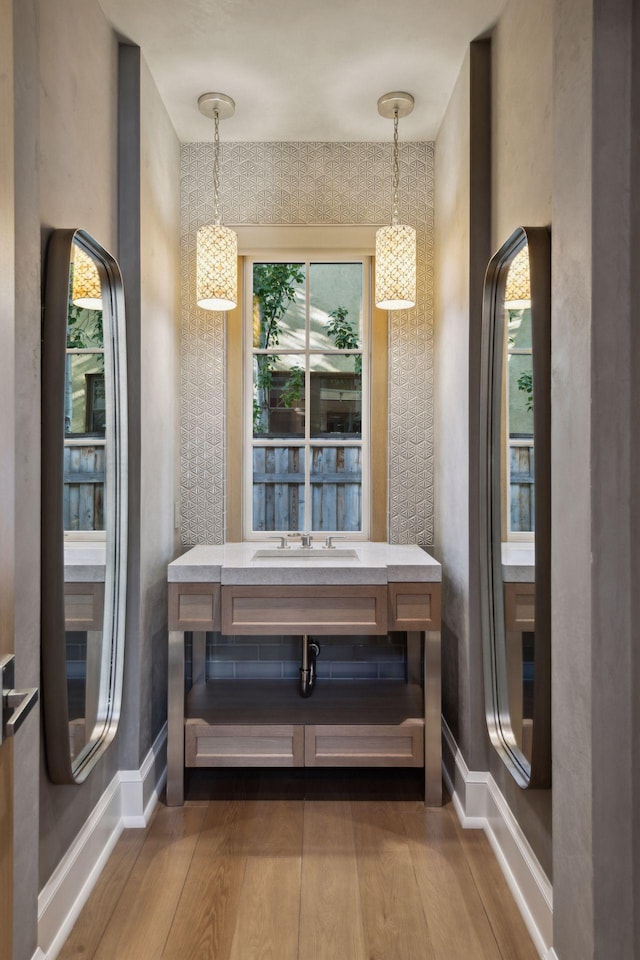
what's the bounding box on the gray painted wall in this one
[13,0,41,954]
[488,0,554,881]
[434,51,471,752]
[434,0,553,880]
[37,0,123,893]
[10,0,180,915]
[552,0,593,954]
[554,0,640,956]
[138,58,181,760]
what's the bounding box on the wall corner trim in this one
[37,724,167,959]
[442,720,553,960]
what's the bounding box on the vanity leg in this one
[167,629,185,806]
[191,631,207,687]
[406,631,422,685]
[424,629,442,806]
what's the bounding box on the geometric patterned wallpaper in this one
[180,141,434,547]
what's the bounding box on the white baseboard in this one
[37,723,167,960]
[442,720,554,960]
[120,723,168,827]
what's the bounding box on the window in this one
[505,303,534,538]
[64,297,106,536]
[244,257,369,537]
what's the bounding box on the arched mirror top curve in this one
[480,226,551,790]
[42,229,128,784]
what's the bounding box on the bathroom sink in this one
[252,548,359,561]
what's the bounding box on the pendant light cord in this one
[213,109,221,225]
[392,109,399,225]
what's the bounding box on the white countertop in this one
[501,542,535,582]
[64,541,106,582]
[169,542,441,585]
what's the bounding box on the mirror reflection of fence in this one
[480,226,551,790]
[42,229,128,784]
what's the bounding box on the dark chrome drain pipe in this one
[299,635,320,697]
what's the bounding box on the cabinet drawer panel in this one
[169,583,221,630]
[305,722,423,767]
[221,585,388,635]
[504,582,535,630]
[388,582,441,630]
[185,723,304,767]
[64,582,104,630]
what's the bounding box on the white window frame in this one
[243,252,371,540]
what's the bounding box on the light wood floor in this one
[59,770,539,960]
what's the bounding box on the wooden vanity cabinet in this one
[167,580,441,806]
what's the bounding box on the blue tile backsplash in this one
[193,633,407,681]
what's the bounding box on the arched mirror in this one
[480,226,551,789]
[42,229,128,783]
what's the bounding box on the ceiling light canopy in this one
[196,92,238,312]
[375,92,416,311]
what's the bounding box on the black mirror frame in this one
[42,228,128,784]
[479,225,551,789]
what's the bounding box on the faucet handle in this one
[268,536,290,550]
[323,536,345,550]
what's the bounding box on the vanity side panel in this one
[37,0,123,896]
[388,582,442,631]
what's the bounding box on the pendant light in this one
[196,92,238,311]
[375,92,416,311]
[504,244,531,309]
[72,246,102,310]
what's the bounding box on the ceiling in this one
[99,0,506,142]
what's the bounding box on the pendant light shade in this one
[196,92,238,312]
[504,244,531,309]
[72,246,102,309]
[196,224,238,311]
[375,91,416,311]
[375,223,417,310]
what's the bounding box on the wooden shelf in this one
[186,680,424,726]
[185,681,425,769]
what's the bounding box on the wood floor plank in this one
[452,813,540,960]
[58,827,147,960]
[162,800,254,960]
[401,801,503,960]
[58,788,540,960]
[351,800,436,960]
[298,801,368,960]
[228,800,303,960]
[92,805,207,960]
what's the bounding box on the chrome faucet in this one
[268,536,290,550]
[288,532,313,548]
[323,535,345,550]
